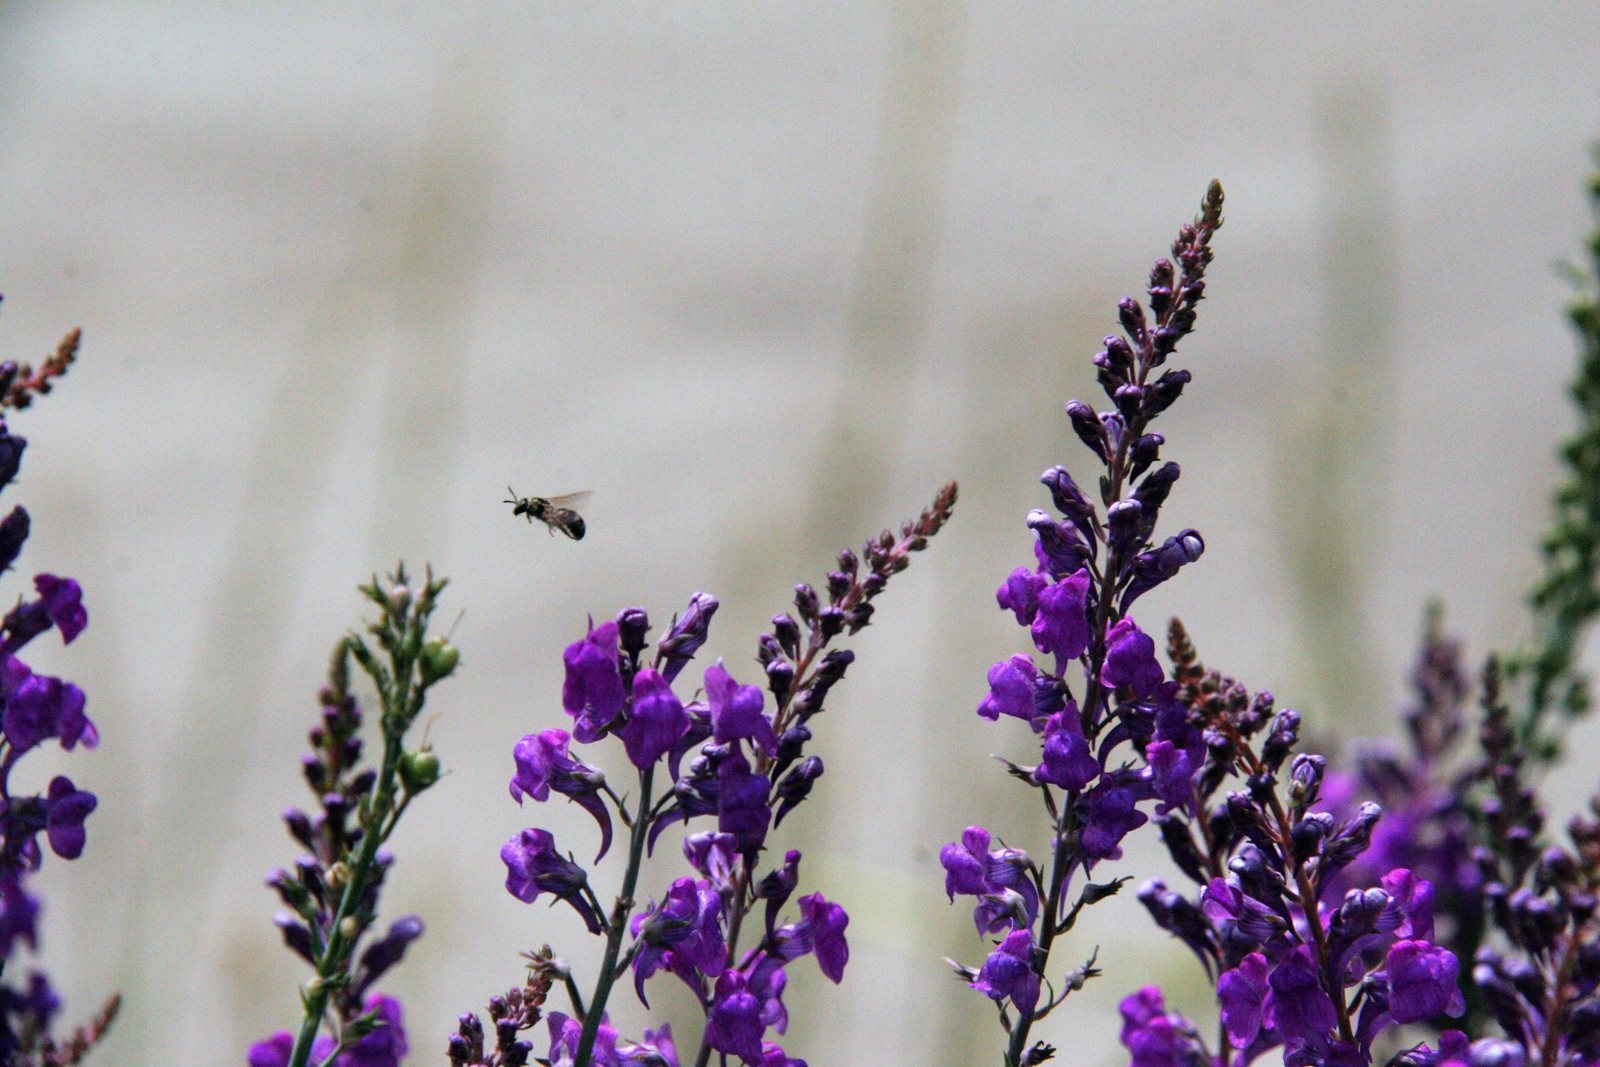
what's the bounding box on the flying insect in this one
[504,488,589,540]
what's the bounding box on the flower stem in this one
[574,765,655,1066]
[286,729,404,1067]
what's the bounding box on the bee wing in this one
[542,490,592,509]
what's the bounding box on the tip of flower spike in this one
[1203,180,1225,229]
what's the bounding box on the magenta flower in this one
[620,667,689,769]
[562,618,626,742]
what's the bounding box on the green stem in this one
[287,730,405,1067]
[574,765,655,1066]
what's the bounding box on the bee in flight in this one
[504,488,589,540]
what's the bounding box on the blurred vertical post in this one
[1275,85,1396,731]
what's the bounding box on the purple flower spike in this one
[996,567,1048,626]
[1217,952,1270,1048]
[33,574,86,644]
[1385,939,1463,1024]
[797,893,849,983]
[1030,568,1091,666]
[562,618,626,742]
[1036,702,1099,790]
[971,928,1040,1016]
[978,655,1040,723]
[1101,617,1163,698]
[500,828,603,933]
[707,661,778,756]
[706,972,766,1065]
[621,667,689,769]
[43,776,95,860]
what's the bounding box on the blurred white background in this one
[2,3,1599,1064]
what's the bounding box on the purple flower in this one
[1030,568,1091,666]
[717,748,772,854]
[756,1044,807,1067]
[706,971,766,1065]
[43,776,95,860]
[1264,943,1337,1047]
[1380,868,1436,942]
[1,659,93,754]
[971,928,1040,1016]
[1036,702,1099,790]
[1385,940,1462,1024]
[355,915,423,995]
[631,877,726,1005]
[684,831,740,887]
[1145,740,1195,809]
[1080,781,1148,861]
[615,1027,681,1067]
[1218,952,1270,1048]
[33,575,85,644]
[707,661,777,757]
[620,667,689,769]
[509,728,614,862]
[1101,617,1163,698]
[996,567,1047,626]
[0,873,39,956]
[620,1025,682,1067]
[248,1032,299,1067]
[500,828,602,933]
[657,592,719,683]
[1118,987,1209,1067]
[562,618,626,742]
[978,655,1041,723]
[794,893,849,983]
[0,507,29,574]
[940,827,993,898]
[548,1011,619,1067]
[939,827,1039,933]
[341,994,408,1067]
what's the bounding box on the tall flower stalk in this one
[250,565,458,1067]
[454,484,957,1067]
[0,311,116,1065]
[941,184,1220,1067]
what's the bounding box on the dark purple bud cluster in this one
[1117,623,1466,1067]
[252,565,458,1067]
[486,486,955,1067]
[1456,661,1600,1067]
[0,311,115,1066]
[447,949,560,1067]
[941,185,1224,1067]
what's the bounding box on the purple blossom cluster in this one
[1120,625,1468,1066]
[0,321,115,1065]
[941,183,1221,1067]
[252,568,458,1067]
[458,486,956,1067]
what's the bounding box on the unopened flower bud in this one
[419,637,460,685]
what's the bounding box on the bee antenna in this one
[505,486,518,503]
